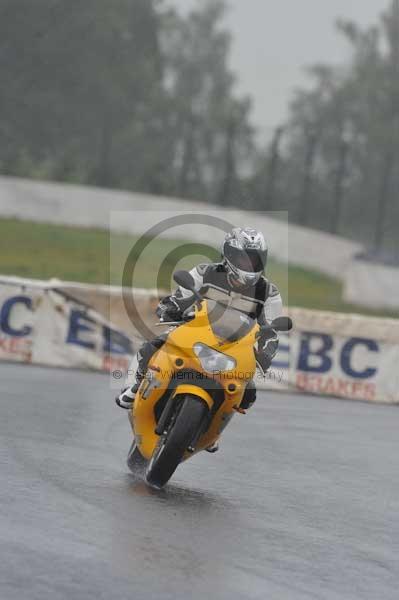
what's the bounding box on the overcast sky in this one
[170,0,390,139]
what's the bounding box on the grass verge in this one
[0,218,395,318]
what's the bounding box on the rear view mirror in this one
[271,316,293,332]
[173,270,196,292]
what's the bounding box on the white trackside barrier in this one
[4,175,399,311]
[0,175,360,279]
[343,257,399,311]
[0,276,398,404]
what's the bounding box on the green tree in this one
[250,0,399,260]
[0,0,255,203]
[161,0,255,204]
[0,0,166,187]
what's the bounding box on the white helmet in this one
[222,227,268,287]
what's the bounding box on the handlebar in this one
[175,293,198,313]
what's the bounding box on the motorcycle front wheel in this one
[145,394,208,489]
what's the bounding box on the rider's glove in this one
[156,296,183,322]
[258,328,279,358]
[255,328,279,372]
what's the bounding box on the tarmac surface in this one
[1,363,398,599]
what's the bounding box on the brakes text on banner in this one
[266,329,399,404]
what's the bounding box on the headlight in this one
[193,343,236,373]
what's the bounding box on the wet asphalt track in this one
[1,363,398,600]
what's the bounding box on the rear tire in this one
[145,395,208,489]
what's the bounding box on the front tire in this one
[145,394,208,489]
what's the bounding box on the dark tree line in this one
[252,0,399,262]
[1,0,398,261]
[0,0,253,200]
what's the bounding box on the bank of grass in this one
[0,218,395,318]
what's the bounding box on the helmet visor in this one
[224,245,268,273]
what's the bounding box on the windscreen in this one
[206,299,256,342]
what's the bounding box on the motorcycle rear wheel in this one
[145,394,208,489]
[126,440,146,473]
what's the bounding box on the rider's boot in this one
[116,337,166,410]
[205,441,219,453]
[116,384,138,409]
[115,370,145,409]
[204,382,256,451]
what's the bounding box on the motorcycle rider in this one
[116,227,283,428]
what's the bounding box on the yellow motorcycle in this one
[127,270,292,489]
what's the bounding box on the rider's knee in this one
[137,336,167,370]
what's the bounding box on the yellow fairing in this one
[132,300,259,460]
